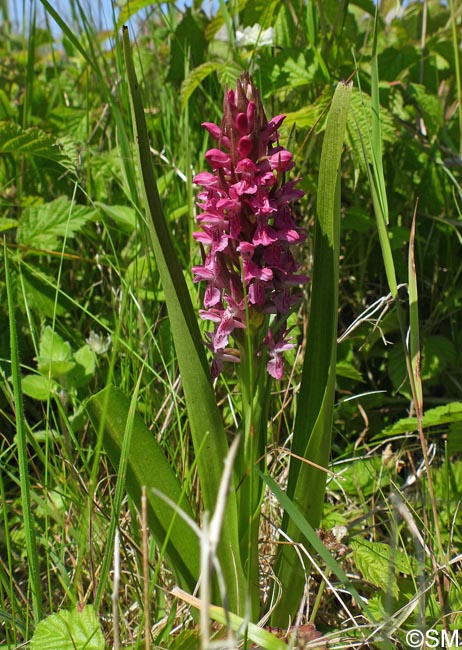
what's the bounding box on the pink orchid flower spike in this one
[193,72,308,378]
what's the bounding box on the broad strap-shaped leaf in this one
[120,28,246,614]
[271,80,352,625]
[87,385,201,593]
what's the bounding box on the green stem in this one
[237,342,272,619]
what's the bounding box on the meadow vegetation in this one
[1,0,462,648]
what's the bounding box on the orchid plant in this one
[88,27,352,637]
[190,74,310,614]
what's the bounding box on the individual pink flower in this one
[263,327,296,380]
[193,73,307,378]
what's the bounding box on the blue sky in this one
[8,0,205,36]
[9,0,135,33]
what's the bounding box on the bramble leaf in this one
[30,605,104,650]
[350,538,414,599]
[0,120,77,171]
[17,197,96,250]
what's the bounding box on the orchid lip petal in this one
[205,148,231,168]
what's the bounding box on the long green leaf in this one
[271,80,352,625]
[120,27,246,613]
[368,17,397,298]
[86,385,200,593]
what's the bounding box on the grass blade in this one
[260,471,373,620]
[4,239,43,622]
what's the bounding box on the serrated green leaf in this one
[347,89,395,174]
[17,197,96,250]
[166,8,207,85]
[332,456,392,497]
[280,53,312,88]
[408,82,445,133]
[421,335,456,383]
[0,89,16,119]
[336,359,364,382]
[20,265,67,317]
[216,61,244,91]
[37,326,75,378]
[0,217,18,233]
[22,374,57,401]
[0,120,76,171]
[96,202,136,234]
[30,605,104,650]
[379,402,462,437]
[180,61,223,108]
[283,90,331,130]
[67,345,96,388]
[350,538,413,599]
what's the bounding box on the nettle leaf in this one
[280,53,313,88]
[0,217,18,233]
[20,266,68,317]
[387,343,410,397]
[166,8,207,85]
[30,605,104,650]
[330,456,392,498]
[0,120,76,171]
[180,61,223,108]
[378,402,462,438]
[350,538,414,599]
[180,58,245,108]
[421,335,456,384]
[37,326,75,378]
[0,89,16,119]
[96,202,137,234]
[336,359,364,383]
[347,88,395,173]
[408,82,445,135]
[17,196,97,249]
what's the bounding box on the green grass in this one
[1,1,462,648]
